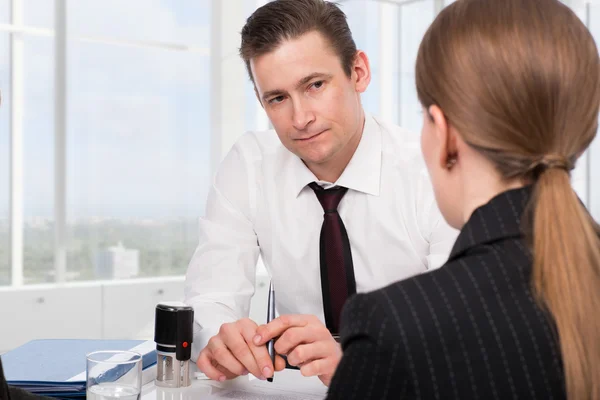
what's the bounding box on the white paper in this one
[214,388,322,399]
[205,369,326,399]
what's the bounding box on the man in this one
[185,0,458,386]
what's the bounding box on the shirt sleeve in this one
[416,168,459,271]
[184,135,261,361]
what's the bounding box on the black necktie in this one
[309,183,357,334]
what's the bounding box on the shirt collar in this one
[291,113,382,197]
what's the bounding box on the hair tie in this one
[529,154,574,176]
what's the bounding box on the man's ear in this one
[352,51,371,93]
[254,87,265,109]
[429,105,458,170]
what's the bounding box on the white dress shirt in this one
[184,114,459,360]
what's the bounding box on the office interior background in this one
[0,0,599,353]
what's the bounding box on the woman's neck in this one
[461,173,526,225]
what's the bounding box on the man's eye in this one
[311,81,324,90]
[269,96,285,104]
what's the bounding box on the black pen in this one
[266,281,276,382]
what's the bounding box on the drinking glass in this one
[86,350,142,400]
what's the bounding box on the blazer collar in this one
[448,186,532,261]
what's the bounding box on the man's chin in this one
[290,144,336,167]
[299,153,333,168]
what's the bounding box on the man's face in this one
[250,31,369,171]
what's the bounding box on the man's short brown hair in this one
[240,0,357,82]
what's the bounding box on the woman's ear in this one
[428,105,458,170]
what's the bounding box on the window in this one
[63,1,211,281]
[66,40,209,280]
[22,35,54,284]
[340,0,441,136]
[342,0,383,118]
[68,0,210,48]
[0,0,8,24]
[1,1,211,285]
[339,0,599,217]
[588,3,600,220]
[1,0,598,287]
[0,32,8,286]
[244,0,270,132]
[23,0,54,29]
[397,0,440,134]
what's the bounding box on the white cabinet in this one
[0,284,102,353]
[101,277,185,340]
[0,273,271,354]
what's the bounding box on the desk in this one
[141,369,328,399]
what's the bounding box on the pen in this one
[266,281,276,382]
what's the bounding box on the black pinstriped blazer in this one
[326,187,567,400]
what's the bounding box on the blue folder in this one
[2,339,156,398]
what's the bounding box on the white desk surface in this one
[141,369,328,399]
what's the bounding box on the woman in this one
[326,0,600,399]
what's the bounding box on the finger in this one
[197,350,227,381]
[286,341,332,367]
[246,339,275,379]
[300,358,331,378]
[254,314,313,345]
[274,325,325,356]
[209,336,247,377]
[274,355,286,372]
[215,362,240,381]
[219,323,262,378]
[239,323,274,379]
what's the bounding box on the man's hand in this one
[197,318,286,381]
[254,314,342,386]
